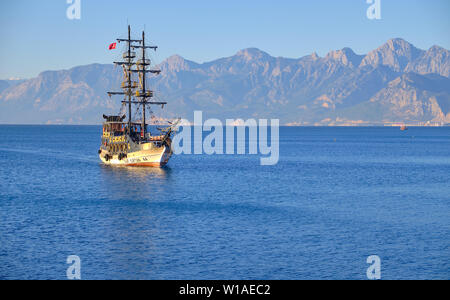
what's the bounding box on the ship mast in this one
[108,25,141,133]
[107,26,166,137]
[132,31,165,137]
[126,26,133,130]
[142,32,147,134]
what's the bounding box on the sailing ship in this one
[98,26,179,167]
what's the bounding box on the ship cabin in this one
[102,115,126,136]
[101,115,164,153]
[102,114,145,139]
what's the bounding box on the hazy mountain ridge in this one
[1,38,449,125]
[0,79,26,94]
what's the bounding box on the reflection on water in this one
[94,165,167,278]
[100,164,171,180]
[96,165,171,277]
[99,164,172,201]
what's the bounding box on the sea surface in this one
[0,125,449,280]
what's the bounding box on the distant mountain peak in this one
[166,54,186,64]
[385,38,412,49]
[427,45,448,54]
[325,47,363,67]
[310,52,320,60]
[405,45,450,77]
[161,54,194,72]
[236,48,271,61]
[360,38,423,71]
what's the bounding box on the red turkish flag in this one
[108,43,117,50]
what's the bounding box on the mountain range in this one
[1,38,449,125]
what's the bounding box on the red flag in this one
[108,43,117,50]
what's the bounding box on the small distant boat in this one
[400,125,408,131]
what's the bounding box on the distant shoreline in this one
[0,124,449,127]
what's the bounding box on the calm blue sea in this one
[0,125,449,280]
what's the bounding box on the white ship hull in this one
[99,144,172,167]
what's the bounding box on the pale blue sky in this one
[0,0,449,79]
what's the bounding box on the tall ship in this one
[99,26,179,167]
